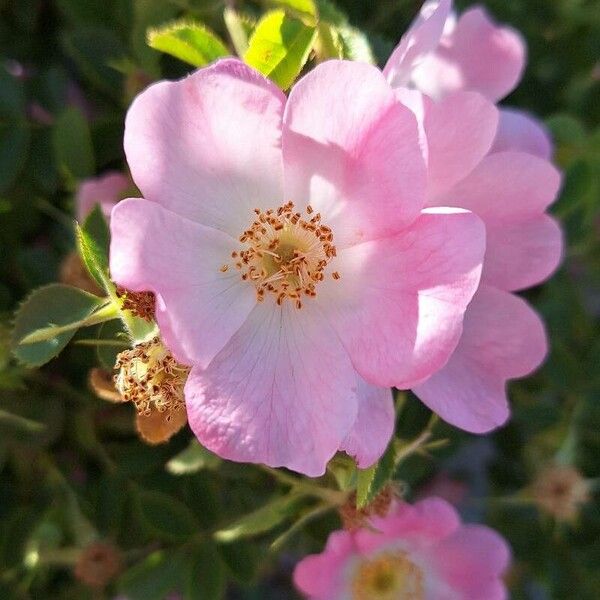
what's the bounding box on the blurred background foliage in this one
[0,0,599,598]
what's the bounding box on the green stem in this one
[270,502,332,552]
[73,338,129,348]
[0,409,45,432]
[260,465,347,505]
[18,301,119,345]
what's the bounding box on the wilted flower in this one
[110,58,486,475]
[529,465,591,522]
[113,336,189,444]
[74,541,122,588]
[294,497,510,599]
[115,286,156,321]
[377,0,563,433]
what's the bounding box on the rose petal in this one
[339,378,394,469]
[484,214,563,291]
[384,0,453,88]
[355,498,461,555]
[124,59,285,236]
[110,199,256,367]
[430,525,511,600]
[293,531,355,600]
[491,108,553,159]
[412,7,526,102]
[414,286,548,433]
[434,151,561,220]
[321,207,485,388]
[283,60,426,248]
[77,171,130,222]
[422,91,499,199]
[185,301,358,476]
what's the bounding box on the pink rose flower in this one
[385,1,553,170]
[374,2,564,433]
[294,497,511,600]
[109,58,486,475]
[384,0,524,103]
[76,171,130,223]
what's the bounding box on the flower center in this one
[225,202,339,308]
[352,551,424,600]
[114,336,189,419]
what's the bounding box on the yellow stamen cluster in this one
[114,336,189,420]
[352,551,424,600]
[228,202,339,308]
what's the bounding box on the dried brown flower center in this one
[114,336,189,419]
[531,465,590,521]
[116,286,156,321]
[225,202,339,309]
[352,551,424,600]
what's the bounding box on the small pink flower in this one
[76,172,130,223]
[384,1,551,173]
[384,0,525,103]
[110,59,486,475]
[294,497,511,600]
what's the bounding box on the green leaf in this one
[166,439,222,475]
[131,0,179,74]
[147,19,229,67]
[62,26,126,99]
[214,493,303,542]
[96,319,129,369]
[11,284,104,367]
[118,549,186,600]
[315,22,344,59]
[338,24,375,63]
[217,541,258,583]
[186,541,226,600]
[267,0,317,20]
[0,123,30,194]
[77,204,110,290]
[327,454,356,491]
[315,0,347,26]
[0,67,26,118]
[355,439,397,509]
[53,107,95,180]
[134,488,199,542]
[244,10,317,90]
[0,69,29,193]
[223,8,256,57]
